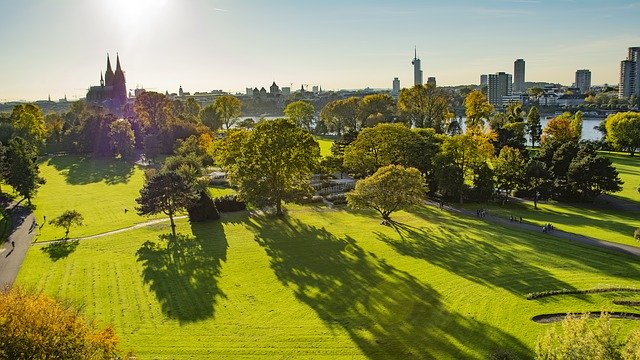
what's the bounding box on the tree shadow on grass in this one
[41,240,79,261]
[136,221,228,323]
[247,215,531,359]
[47,156,134,185]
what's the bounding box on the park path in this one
[35,215,188,246]
[0,202,36,287]
[428,200,640,258]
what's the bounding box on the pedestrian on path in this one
[11,241,15,248]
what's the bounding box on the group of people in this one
[509,215,523,223]
[476,209,486,218]
[542,223,555,233]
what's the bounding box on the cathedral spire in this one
[105,53,115,87]
[106,54,113,73]
[116,53,122,72]
[100,72,104,87]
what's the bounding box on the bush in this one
[187,191,220,222]
[490,348,520,360]
[325,193,347,205]
[635,228,640,242]
[300,195,324,204]
[0,287,120,360]
[526,286,640,300]
[214,194,246,212]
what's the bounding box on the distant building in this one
[487,72,512,108]
[557,93,586,107]
[575,69,591,93]
[86,54,127,114]
[619,47,640,99]
[412,47,423,86]
[392,77,400,95]
[427,77,436,86]
[179,86,184,97]
[480,74,488,87]
[281,87,291,96]
[513,59,525,93]
[312,85,319,93]
[270,81,280,95]
[246,88,254,96]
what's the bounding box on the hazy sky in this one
[1,0,639,101]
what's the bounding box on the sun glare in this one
[106,0,169,29]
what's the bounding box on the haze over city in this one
[1,0,640,101]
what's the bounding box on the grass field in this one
[16,204,640,359]
[605,152,640,204]
[31,155,164,242]
[462,198,640,247]
[315,136,335,158]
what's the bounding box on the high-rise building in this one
[487,72,512,108]
[575,70,591,94]
[392,77,400,95]
[513,59,525,93]
[427,77,436,86]
[412,47,423,86]
[619,46,640,99]
[480,74,488,87]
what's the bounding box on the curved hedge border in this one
[526,287,640,300]
[532,311,640,324]
[613,299,640,306]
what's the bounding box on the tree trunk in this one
[276,200,282,216]
[169,209,176,237]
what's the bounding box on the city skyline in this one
[1,0,640,102]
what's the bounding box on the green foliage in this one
[108,119,135,159]
[634,228,640,242]
[10,103,46,146]
[198,103,222,131]
[320,97,360,134]
[223,118,320,215]
[535,313,621,360]
[494,146,526,203]
[398,84,453,132]
[214,95,242,130]
[213,194,247,212]
[134,91,173,131]
[541,112,581,144]
[527,106,542,147]
[464,90,494,132]
[358,93,396,127]
[347,164,425,220]
[4,136,42,204]
[567,153,623,199]
[136,171,198,236]
[343,123,417,176]
[284,100,315,131]
[187,190,220,222]
[605,112,640,156]
[49,210,84,238]
[0,287,120,360]
[182,98,201,123]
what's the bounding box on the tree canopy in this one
[214,95,242,130]
[398,84,453,132]
[605,111,640,155]
[49,210,84,239]
[284,100,315,131]
[464,90,493,133]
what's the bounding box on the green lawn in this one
[16,204,640,359]
[463,199,640,247]
[315,136,335,158]
[31,155,163,242]
[605,152,640,204]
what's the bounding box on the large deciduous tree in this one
[4,137,42,205]
[284,100,315,131]
[223,118,320,216]
[358,94,396,127]
[136,171,198,236]
[214,95,242,130]
[494,146,526,204]
[526,106,542,148]
[199,103,222,131]
[108,119,135,159]
[464,90,493,133]
[541,112,581,144]
[320,97,360,135]
[605,111,640,155]
[10,104,46,146]
[398,84,453,132]
[347,164,425,221]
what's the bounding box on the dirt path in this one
[428,200,640,258]
[0,203,36,287]
[597,194,640,212]
[34,216,188,246]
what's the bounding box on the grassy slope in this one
[463,199,640,247]
[605,152,640,204]
[315,137,335,158]
[32,156,163,242]
[16,204,640,359]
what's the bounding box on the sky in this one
[0,0,639,102]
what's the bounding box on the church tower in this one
[105,54,115,87]
[113,53,127,109]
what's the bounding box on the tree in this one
[182,97,201,123]
[347,165,425,221]
[464,90,494,133]
[343,123,418,177]
[136,171,198,236]
[567,154,622,200]
[10,103,46,146]
[634,228,640,242]
[536,313,622,360]
[108,119,135,159]
[133,91,173,132]
[227,118,320,215]
[284,100,315,131]
[4,137,42,205]
[605,111,640,155]
[214,95,242,130]
[320,97,360,135]
[436,133,495,204]
[398,84,453,132]
[494,146,526,204]
[0,287,120,360]
[358,94,396,127]
[199,103,223,131]
[541,112,581,144]
[49,210,84,239]
[525,160,551,209]
[527,106,542,147]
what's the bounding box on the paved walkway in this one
[0,203,36,287]
[428,200,640,258]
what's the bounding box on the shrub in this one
[0,287,120,360]
[300,195,324,204]
[635,228,640,242]
[325,193,347,205]
[213,194,246,212]
[526,286,640,300]
[187,191,220,222]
